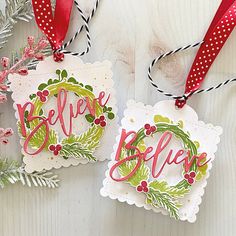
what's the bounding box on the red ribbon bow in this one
[176,0,236,108]
[32,0,73,62]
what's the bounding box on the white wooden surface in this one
[0,0,236,235]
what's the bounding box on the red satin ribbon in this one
[32,0,73,61]
[176,0,236,108]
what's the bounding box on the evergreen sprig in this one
[0,0,33,49]
[0,158,60,188]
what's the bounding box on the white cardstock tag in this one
[9,55,118,173]
[100,100,222,222]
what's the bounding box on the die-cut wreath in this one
[118,115,208,220]
[18,69,115,162]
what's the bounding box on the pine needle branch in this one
[0,0,33,50]
[0,158,60,189]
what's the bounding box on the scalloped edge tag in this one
[100,100,222,223]
[9,55,118,173]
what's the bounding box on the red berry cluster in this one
[37,90,49,102]
[136,180,149,193]
[49,144,62,156]
[94,115,107,127]
[184,171,196,184]
[144,123,156,136]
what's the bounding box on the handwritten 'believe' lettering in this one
[109,129,210,181]
[17,88,110,155]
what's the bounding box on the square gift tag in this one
[9,55,118,173]
[100,100,222,222]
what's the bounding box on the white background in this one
[0,0,235,235]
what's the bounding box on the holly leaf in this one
[61,70,68,79]
[85,85,93,92]
[85,114,95,123]
[38,83,47,91]
[107,112,115,120]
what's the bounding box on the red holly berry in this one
[146,130,151,136]
[137,186,143,192]
[143,187,149,193]
[141,180,147,187]
[188,178,194,184]
[56,144,62,151]
[100,121,106,127]
[49,145,55,151]
[42,90,49,96]
[144,124,151,130]
[54,150,59,156]
[100,115,105,121]
[37,91,42,97]
[94,119,100,125]
[136,181,149,193]
[150,126,156,132]
[190,171,196,178]
[40,96,47,102]
[184,173,189,179]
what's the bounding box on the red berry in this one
[188,178,194,184]
[54,150,59,156]
[100,115,105,121]
[190,171,196,178]
[94,119,100,125]
[146,130,151,136]
[100,121,106,127]
[42,90,49,96]
[37,91,42,97]
[151,126,156,132]
[141,180,147,187]
[143,187,149,193]
[184,173,189,179]
[49,145,55,151]
[144,124,151,130]
[56,144,62,151]
[137,186,143,192]
[40,96,46,102]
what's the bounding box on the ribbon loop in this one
[175,0,236,108]
[32,0,73,61]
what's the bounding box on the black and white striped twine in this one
[148,40,236,101]
[54,0,100,56]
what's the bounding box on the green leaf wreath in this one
[19,69,115,162]
[118,115,208,220]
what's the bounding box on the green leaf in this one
[85,85,93,92]
[103,106,108,112]
[60,143,96,161]
[39,109,43,116]
[79,83,84,87]
[68,77,78,84]
[56,69,61,76]
[38,83,48,91]
[48,79,53,85]
[85,114,95,123]
[29,94,36,100]
[53,79,60,84]
[107,107,112,111]
[108,112,115,120]
[154,115,171,124]
[61,69,68,79]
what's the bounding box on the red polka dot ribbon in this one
[32,0,73,62]
[176,0,236,108]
